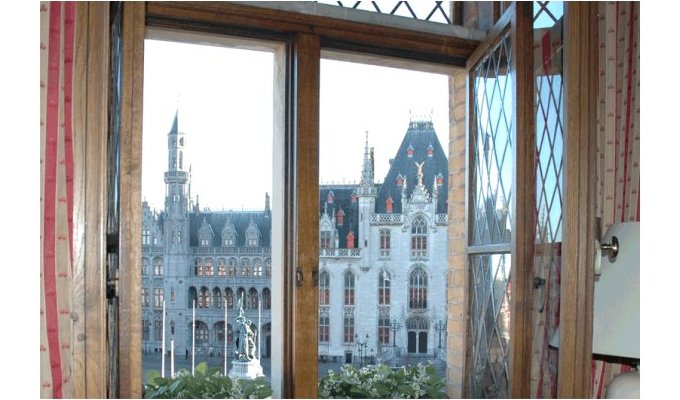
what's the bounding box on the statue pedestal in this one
[228,359,264,380]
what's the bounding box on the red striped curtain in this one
[40,2,76,398]
[593,2,640,398]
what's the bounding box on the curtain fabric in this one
[592,2,640,398]
[40,2,76,398]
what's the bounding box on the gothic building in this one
[141,112,273,357]
[318,119,449,363]
[141,113,448,364]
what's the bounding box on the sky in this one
[142,39,449,212]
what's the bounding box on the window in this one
[320,230,331,249]
[170,287,175,301]
[142,229,150,245]
[199,287,210,308]
[254,259,263,276]
[195,321,208,344]
[201,238,210,246]
[142,257,149,276]
[188,287,197,308]
[241,259,250,276]
[378,270,391,305]
[153,257,163,276]
[245,219,260,247]
[170,321,175,335]
[379,229,390,257]
[225,288,234,309]
[248,287,259,309]
[319,270,330,306]
[194,258,203,276]
[154,320,162,341]
[142,288,150,308]
[378,308,390,345]
[411,215,427,258]
[218,258,226,276]
[409,266,427,309]
[263,288,271,310]
[236,287,246,306]
[216,321,225,343]
[344,271,355,305]
[154,287,164,308]
[142,320,150,341]
[205,258,213,276]
[319,312,330,343]
[213,287,222,308]
[229,258,238,276]
[343,311,354,343]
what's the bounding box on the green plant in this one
[318,363,447,399]
[143,362,272,399]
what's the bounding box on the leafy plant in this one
[143,362,272,399]
[318,363,447,399]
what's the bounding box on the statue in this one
[415,161,425,186]
[234,292,256,360]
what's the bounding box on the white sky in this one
[142,39,450,211]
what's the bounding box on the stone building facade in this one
[141,113,448,365]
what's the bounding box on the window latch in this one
[296,268,303,287]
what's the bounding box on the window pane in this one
[141,37,279,385]
[318,58,449,384]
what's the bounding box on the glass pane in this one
[317,58,450,395]
[141,37,278,390]
[532,1,564,397]
[316,0,452,24]
[468,29,513,398]
[469,253,511,398]
[470,31,513,247]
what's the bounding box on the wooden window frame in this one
[73,1,597,397]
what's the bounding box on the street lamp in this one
[436,320,446,350]
[389,319,402,348]
[355,333,369,368]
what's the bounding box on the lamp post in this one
[355,333,368,368]
[389,319,402,348]
[436,320,446,354]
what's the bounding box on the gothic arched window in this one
[411,215,428,258]
[344,271,355,305]
[378,270,391,305]
[248,287,259,309]
[153,257,164,276]
[319,270,330,306]
[409,267,428,309]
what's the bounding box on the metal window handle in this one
[296,268,303,287]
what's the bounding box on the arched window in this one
[245,219,260,247]
[142,288,150,308]
[142,320,150,340]
[236,287,246,307]
[265,258,271,277]
[319,311,330,343]
[253,259,262,277]
[344,271,355,305]
[217,258,226,276]
[344,311,354,343]
[248,287,259,309]
[194,258,203,276]
[215,321,225,343]
[205,258,213,276]
[380,229,391,257]
[320,230,331,249]
[222,220,236,247]
[411,215,428,258]
[228,258,237,276]
[213,287,222,308]
[227,323,233,343]
[142,257,150,276]
[319,271,330,306]
[378,308,390,345]
[225,288,234,309]
[154,257,164,276]
[406,315,430,330]
[199,287,211,308]
[409,267,428,309]
[262,288,271,310]
[378,270,391,305]
[188,287,197,308]
[241,259,250,276]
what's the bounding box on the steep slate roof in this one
[188,210,271,248]
[376,120,448,214]
[318,185,360,248]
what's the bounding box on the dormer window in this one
[407,143,414,157]
[385,196,394,214]
[396,174,404,186]
[245,219,261,248]
[336,208,345,225]
[427,143,434,157]
[198,218,213,247]
[436,173,444,186]
[327,190,335,204]
[351,193,357,203]
[221,220,237,247]
[346,231,355,249]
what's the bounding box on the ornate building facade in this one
[141,113,448,365]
